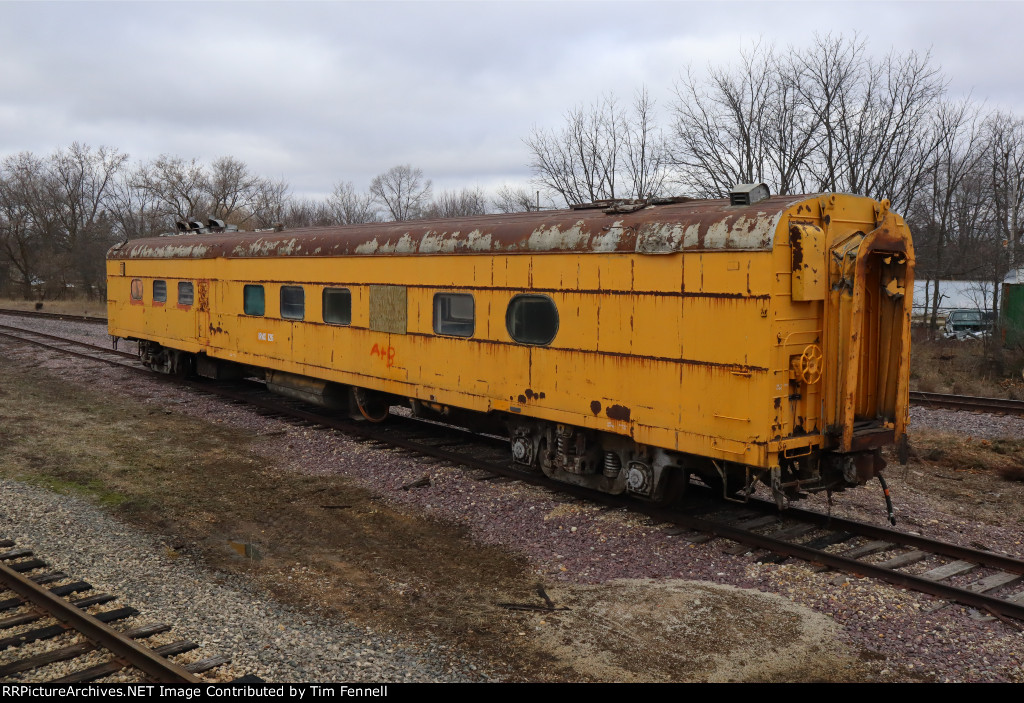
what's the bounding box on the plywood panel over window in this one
[370,285,407,334]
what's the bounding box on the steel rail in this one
[744,500,1024,575]
[909,390,1024,416]
[644,506,1024,622]
[0,308,107,325]
[0,560,200,683]
[0,328,139,369]
[0,323,136,359]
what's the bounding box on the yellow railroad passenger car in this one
[106,188,914,506]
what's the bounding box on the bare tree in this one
[623,88,670,199]
[46,143,128,297]
[204,156,261,224]
[526,89,668,206]
[281,197,334,229]
[904,99,984,329]
[422,187,489,219]
[797,35,946,212]
[249,177,291,229]
[369,165,432,221]
[670,42,820,197]
[108,163,164,241]
[492,184,543,213]
[326,181,379,224]
[986,112,1024,284]
[0,152,52,298]
[135,155,210,227]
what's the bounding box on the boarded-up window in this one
[153,280,167,303]
[369,285,407,334]
[323,287,352,325]
[280,285,305,320]
[178,282,194,306]
[244,285,265,316]
[130,278,143,300]
[433,293,474,337]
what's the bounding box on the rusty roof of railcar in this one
[108,194,816,260]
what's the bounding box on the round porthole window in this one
[506,294,558,345]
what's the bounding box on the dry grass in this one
[910,328,1024,399]
[0,297,107,318]
[907,427,1024,482]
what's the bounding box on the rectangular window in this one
[281,285,305,320]
[323,287,352,325]
[178,281,194,306]
[153,280,167,303]
[130,278,143,301]
[433,293,474,337]
[244,284,265,316]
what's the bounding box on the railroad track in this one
[909,390,1024,416]
[4,322,1024,626]
[0,540,237,682]
[0,308,107,325]
[0,323,138,367]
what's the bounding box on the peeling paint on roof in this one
[108,194,835,261]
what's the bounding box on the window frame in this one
[243,284,265,317]
[505,294,559,346]
[432,292,475,338]
[280,285,305,321]
[177,281,194,307]
[322,287,352,326]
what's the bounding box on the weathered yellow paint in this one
[107,194,913,471]
[790,223,826,301]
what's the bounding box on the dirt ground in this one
[1,347,1022,681]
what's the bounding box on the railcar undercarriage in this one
[136,342,890,509]
[505,416,888,507]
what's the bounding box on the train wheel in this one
[354,388,390,423]
[649,468,689,507]
[172,351,195,379]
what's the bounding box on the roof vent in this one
[730,183,770,206]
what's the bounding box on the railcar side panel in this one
[107,192,914,503]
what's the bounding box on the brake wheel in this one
[799,344,823,385]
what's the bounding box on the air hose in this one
[878,474,896,526]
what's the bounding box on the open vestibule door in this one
[821,199,914,462]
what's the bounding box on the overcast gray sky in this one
[2,0,1022,198]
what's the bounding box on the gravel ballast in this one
[1,313,1023,682]
[0,479,485,683]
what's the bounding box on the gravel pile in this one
[2,312,1023,682]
